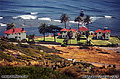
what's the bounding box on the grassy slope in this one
[0,39,120,79]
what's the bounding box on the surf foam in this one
[0,23,7,27]
[90,17,103,22]
[104,15,112,18]
[31,12,38,15]
[13,15,37,19]
[0,17,3,19]
[38,17,51,21]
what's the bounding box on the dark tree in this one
[74,16,83,29]
[67,31,73,44]
[38,23,48,41]
[60,14,70,28]
[48,25,62,42]
[6,23,16,30]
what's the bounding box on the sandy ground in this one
[46,46,120,66]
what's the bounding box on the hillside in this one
[0,39,120,79]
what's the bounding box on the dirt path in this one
[100,47,120,52]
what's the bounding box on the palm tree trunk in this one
[65,22,66,28]
[44,33,45,41]
[78,23,80,29]
[54,33,56,42]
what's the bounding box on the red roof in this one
[58,33,60,35]
[95,29,111,33]
[93,33,95,36]
[77,27,89,31]
[60,28,76,32]
[4,28,27,34]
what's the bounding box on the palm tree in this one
[38,23,48,41]
[6,23,16,30]
[60,14,70,28]
[84,15,91,29]
[74,16,83,29]
[48,25,62,42]
[67,31,73,44]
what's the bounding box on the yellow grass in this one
[47,46,120,65]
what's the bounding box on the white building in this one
[4,28,27,41]
[58,28,76,39]
[93,29,111,40]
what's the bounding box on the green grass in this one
[108,37,120,44]
[34,35,120,45]
[91,40,109,45]
[35,37,87,44]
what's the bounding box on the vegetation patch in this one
[0,66,74,79]
[99,52,110,54]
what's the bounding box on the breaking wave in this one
[0,23,7,27]
[0,17,3,19]
[38,17,51,21]
[13,15,37,19]
[30,12,38,15]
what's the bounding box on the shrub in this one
[96,49,102,51]
[21,39,27,43]
[79,46,90,49]
[61,44,67,47]
[8,38,17,42]
[0,66,74,79]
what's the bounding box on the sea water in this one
[0,0,120,36]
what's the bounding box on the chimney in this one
[22,28,24,31]
[13,28,15,32]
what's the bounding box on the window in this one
[19,37,21,38]
[99,32,101,34]
[64,31,66,33]
[15,36,17,39]
[19,33,21,35]
[7,34,10,36]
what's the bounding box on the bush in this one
[21,39,27,43]
[61,44,67,47]
[8,38,17,42]
[0,66,74,79]
[27,41,35,44]
[79,46,90,49]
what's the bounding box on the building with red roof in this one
[58,28,76,39]
[77,26,89,35]
[93,29,111,40]
[4,28,27,40]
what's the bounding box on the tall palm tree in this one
[6,23,16,30]
[38,23,48,41]
[67,31,73,44]
[84,15,91,29]
[60,14,70,28]
[74,16,83,29]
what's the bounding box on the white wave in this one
[0,17,3,19]
[104,15,112,18]
[38,17,51,21]
[13,15,37,19]
[90,17,103,22]
[31,12,38,15]
[0,23,7,26]
[69,21,79,24]
[53,20,61,22]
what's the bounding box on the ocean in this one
[0,0,120,36]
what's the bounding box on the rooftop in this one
[4,28,27,34]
